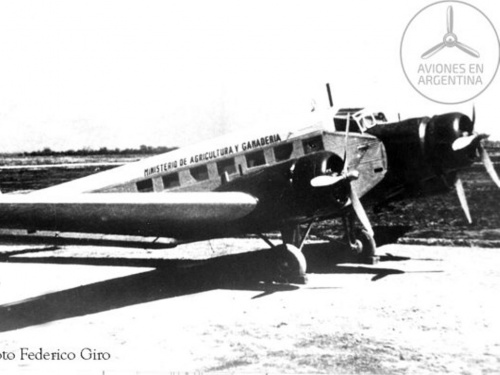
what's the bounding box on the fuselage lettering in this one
[144,133,282,177]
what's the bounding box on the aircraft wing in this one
[0,192,258,242]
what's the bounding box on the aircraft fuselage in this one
[30,124,387,240]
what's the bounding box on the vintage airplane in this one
[0,84,498,283]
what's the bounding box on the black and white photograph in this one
[0,0,499,373]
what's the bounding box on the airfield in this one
[0,154,500,374]
[0,240,500,374]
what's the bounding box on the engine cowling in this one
[365,111,478,199]
[291,151,349,212]
[424,112,476,172]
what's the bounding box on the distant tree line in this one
[485,140,500,149]
[1,139,498,157]
[15,145,177,157]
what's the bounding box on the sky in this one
[0,0,499,152]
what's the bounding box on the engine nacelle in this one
[365,112,476,199]
[424,112,476,172]
[291,151,348,212]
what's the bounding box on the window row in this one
[136,136,323,192]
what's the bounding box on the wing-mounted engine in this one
[366,112,478,195]
[291,151,348,211]
[365,115,436,197]
[366,110,499,222]
[216,150,350,225]
[424,112,477,173]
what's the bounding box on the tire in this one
[274,244,307,282]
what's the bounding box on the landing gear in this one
[273,244,308,284]
[343,213,378,264]
[258,211,378,284]
[356,229,378,264]
[259,223,312,284]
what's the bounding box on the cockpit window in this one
[302,136,324,154]
[334,115,359,132]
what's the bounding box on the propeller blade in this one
[310,174,344,188]
[455,41,480,58]
[455,178,472,224]
[452,134,478,151]
[447,6,453,33]
[479,143,500,188]
[342,115,373,237]
[421,42,446,59]
[349,187,374,237]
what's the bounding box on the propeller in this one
[453,107,500,189]
[452,107,479,152]
[421,5,480,59]
[447,5,453,34]
[449,106,500,223]
[455,178,472,224]
[310,174,345,188]
[310,113,374,237]
[310,170,360,188]
[350,184,374,237]
[479,143,500,188]
[452,134,480,151]
[473,106,500,188]
[310,115,351,188]
[342,115,374,236]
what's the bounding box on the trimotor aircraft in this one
[0,85,498,283]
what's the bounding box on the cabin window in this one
[136,179,154,192]
[162,173,180,189]
[190,165,209,181]
[273,143,293,162]
[302,136,324,154]
[217,158,237,175]
[246,150,266,168]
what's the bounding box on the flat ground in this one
[0,240,499,374]
[0,153,499,374]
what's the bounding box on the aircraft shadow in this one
[0,242,413,332]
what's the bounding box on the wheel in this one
[274,244,307,284]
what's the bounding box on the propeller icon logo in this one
[421,6,480,59]
[401,1,499,104]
